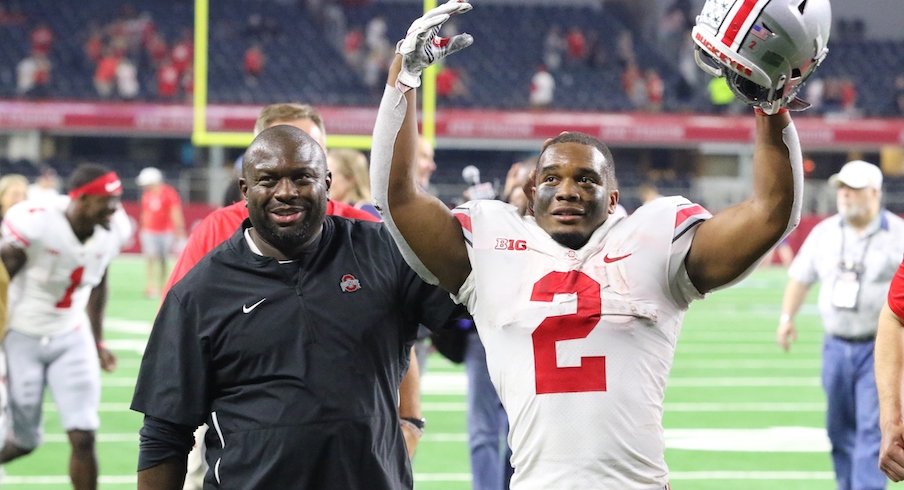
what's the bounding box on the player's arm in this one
[88,270,117,372]
[371,2,474,293]
[877,303,904,481]
[0,243,27,279]
[685,110,800,293]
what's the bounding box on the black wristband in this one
[400,416,426,430]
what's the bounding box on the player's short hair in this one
[537,132,617,188]
[253,103,326,137]
[67,163,115,192]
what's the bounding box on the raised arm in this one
[371,2,473,293]
[684,0,829,293]
[685,110,801,293]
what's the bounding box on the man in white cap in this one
[777,160,904,490]
[136,167,185,298]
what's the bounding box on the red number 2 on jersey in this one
[531,270,606,394]
[55,266,85,308]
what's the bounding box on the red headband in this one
[68,171,123,198]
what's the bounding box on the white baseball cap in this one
[829,160,883,190]
[136,167,163,186]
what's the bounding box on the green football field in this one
[2,256,848,489]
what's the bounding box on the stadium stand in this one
[0,0,900,116]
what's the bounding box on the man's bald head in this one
[243,124,327,178]
[239,124,331,259]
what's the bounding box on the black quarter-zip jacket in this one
[132,216,460,489]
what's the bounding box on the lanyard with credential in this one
[838,222,874,272]
[832,222,874,310]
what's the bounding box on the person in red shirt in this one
[156,57,179,99]
[94,49,120,98]
[164,103,424,490]
[243,43,265,86]
[29,22,53,56]
[137,167,185,298]
[876,258,904,481]
[170,29,193,75]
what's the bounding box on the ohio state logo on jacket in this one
[339,274,361,292]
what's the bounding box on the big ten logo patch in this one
[495,238,527,251]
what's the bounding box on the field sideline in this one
[2,255,841,489]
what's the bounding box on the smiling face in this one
[240,125,330,258]
[531,141,618,249]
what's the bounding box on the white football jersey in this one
[2,198,130,337]
[452,197,711,490]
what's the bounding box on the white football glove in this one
[396,0,474,90]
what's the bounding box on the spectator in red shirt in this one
[137,167,185,298]
[170,29,193,75]
[645,68,664,112]
[30,22,53,55]
[94,48,120,98]
[156,57,179,99]
[343,27,365,69]
[565,26,586,63]
[84,29,104,66]
[243,43,265,86]
[145,32,168,68]
[436,64,466,100]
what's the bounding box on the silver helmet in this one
[692,0,831,114]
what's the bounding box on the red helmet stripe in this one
[721,0,767,48]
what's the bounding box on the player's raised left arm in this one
[686,110,800,293]
[371,1,474,293]
[684,0,829,293]
[88,270,117,372]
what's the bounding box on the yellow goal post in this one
[191,0,439,149]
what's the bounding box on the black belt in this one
[831,334,876,343]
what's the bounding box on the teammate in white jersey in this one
[371,1,829,488]
[0,163,131,490]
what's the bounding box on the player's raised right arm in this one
[371,2,473,293]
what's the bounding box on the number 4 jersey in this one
[452,197,711,490]
[1,198,131,337]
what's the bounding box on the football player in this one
[0,164,131,490]
[371,0,830,487]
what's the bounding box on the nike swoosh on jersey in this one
[242,298,266,313]
[603,253,632,263]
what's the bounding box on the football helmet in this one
[692,0,831,114]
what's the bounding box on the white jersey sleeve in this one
[452,197,710,490]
